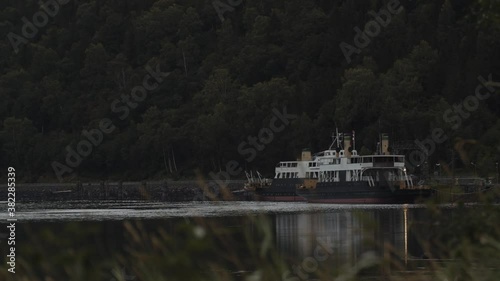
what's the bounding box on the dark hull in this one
[296,189,433,204]
[256,195,306,202]
[253,179,433,204]
[296,181,433,204]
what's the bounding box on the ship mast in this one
[329,128,343,150]
[352,130,356,151]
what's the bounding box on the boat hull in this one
[241,178,433,203]
[252,179,433,203]
[256,195,306,202]
[296,189,433,204]
[296,181,433,204]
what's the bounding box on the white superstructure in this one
[274,131,414,188]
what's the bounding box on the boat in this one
[248,130,433,203]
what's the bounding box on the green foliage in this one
[0,0,498,181]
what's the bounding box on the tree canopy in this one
[0,0,499,181]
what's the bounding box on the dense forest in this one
[0,0,499,182]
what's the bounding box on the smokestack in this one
[344,133,351,157]
[381,133,389,155]
[301,149,312,161]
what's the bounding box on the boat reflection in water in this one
[275,206,425,275]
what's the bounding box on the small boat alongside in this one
[243,171,305,201]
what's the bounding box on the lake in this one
[0,201,481,280]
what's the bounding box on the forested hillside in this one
[0,0,499,182]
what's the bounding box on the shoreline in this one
[0,180,246,202]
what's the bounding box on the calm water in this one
[0,201,446,279]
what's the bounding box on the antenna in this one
[336,128,343,149]
[352,130,356,150]
[329,126,345,150]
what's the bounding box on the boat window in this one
[363,157,373,163]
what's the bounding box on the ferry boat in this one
[249,130,433,203]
